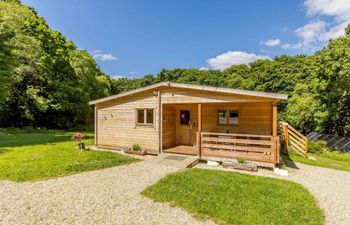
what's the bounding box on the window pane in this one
[229,111,239,125]
[218,111,227,125]
[180,110,190,125]
[146,109,153,124]
[137,110,144,123]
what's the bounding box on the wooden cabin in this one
[89,82,288,166]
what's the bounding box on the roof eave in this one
[89,82,288,105]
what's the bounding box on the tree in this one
[0,18,15,104]
[0,1,110,129]
[345,24,350,36]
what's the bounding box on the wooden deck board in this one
[163,145,198,156]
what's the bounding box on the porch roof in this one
[89,82,288,105]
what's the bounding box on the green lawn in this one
[290,152,350,172]
[142,168,324,225]
[0,129,139,182]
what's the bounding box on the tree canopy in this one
[0,0,110,129]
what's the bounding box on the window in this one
[180,110,190,125]
[136,109,154,126]
[217,110,239,126]
[229,110,239,125]
[217,110,227,125]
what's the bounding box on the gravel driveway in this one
[1,155,350,225]
[0,159,214,225]
[285,163,350,225]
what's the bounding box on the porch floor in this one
[163,145,198,156]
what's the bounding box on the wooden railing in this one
[280,122,307,157]
[200,132,280,164]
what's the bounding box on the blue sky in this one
[22,0,350,78]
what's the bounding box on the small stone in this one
[222,161,258,172]
[329,163,341,167]
[308,156,317,160]
[273,168,288,176]
[206,161,219,166]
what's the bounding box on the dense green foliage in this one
[0,1,110,129]
[1,0,349,136]
[307,140,331,154]
[142,168,324,225]
[0,129,139,181]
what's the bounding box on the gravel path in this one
[1,155,349,225]
[196,162,350,225]
[0,159,214,225]
[285,163,350,225]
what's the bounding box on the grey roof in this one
[89,82,288,105]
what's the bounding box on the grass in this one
[0,129,139,182]
[287,140,350,172]
[290,152,350,172]
[142,168,324,225]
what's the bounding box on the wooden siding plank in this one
[96,90,159,151]
[201,137,273,145]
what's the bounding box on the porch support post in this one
[158,89,162,154]
[94,105,98,146]
[272,101,279,164]
[198,103,202,158]
[272,102,278,137]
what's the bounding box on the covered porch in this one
[161,102,279,165]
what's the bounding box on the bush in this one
[237,157,246,163]
[132,144,141,151]
[308,140,330,154]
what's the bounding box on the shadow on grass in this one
[0,148,10,155]
[0,131,93,148]
[281,151,299,169]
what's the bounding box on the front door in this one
[177,110,191,145]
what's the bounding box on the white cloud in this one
[260,38,281,46]
[112,75,125,79]
[206,51,270,70]
[91,50,117,61]
[305,0,350,41]
[282,43,302,50]
[285,0,350,51]
[295,20,326,46]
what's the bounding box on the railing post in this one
[197,132,201,158]
[198,104,202,158]
[275,136,280,164]
[272,102,278,137]
[283,123,289,151]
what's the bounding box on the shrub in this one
[308,140,330,154]
[71,132,85,143]
[132,144,141,151]
[237,157,246,163]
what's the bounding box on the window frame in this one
[135,108,155,127]
[217,109,239,126]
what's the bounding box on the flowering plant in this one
[71,132,84,143]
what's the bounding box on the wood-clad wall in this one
[161,87,271,104]
[162,102,273,148]
[96,90,159,154]
[162,105,176,148]
[94,86,275,154]
[201,103,272,135]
